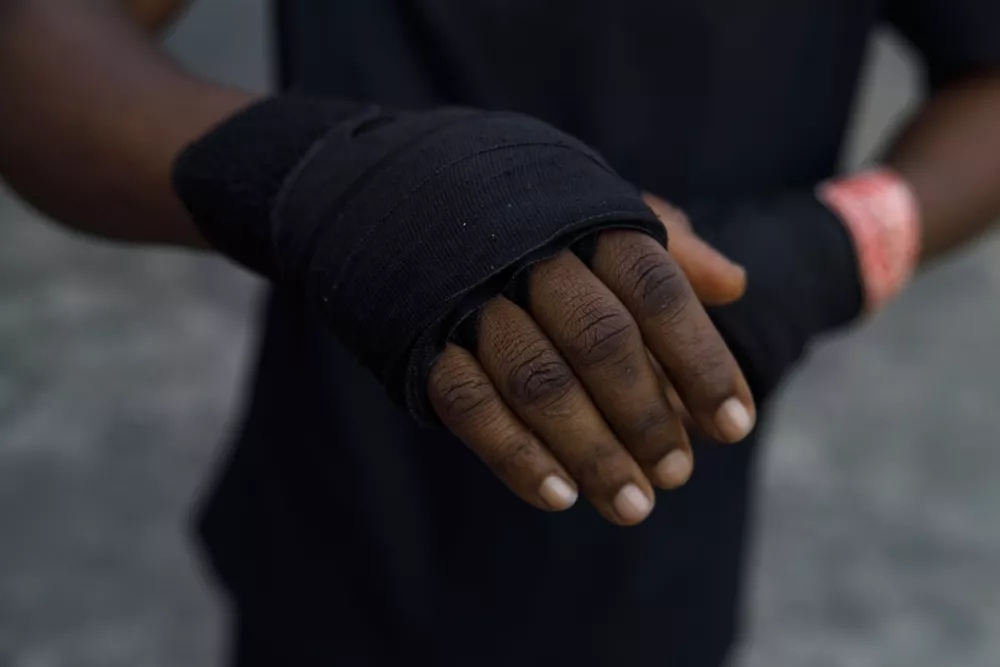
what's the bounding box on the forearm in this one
[0,0,256,247]
[884,70,1000,262]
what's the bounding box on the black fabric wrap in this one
[173,96,665,422]
[695,192,864,400]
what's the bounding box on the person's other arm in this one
[884,0,1000,262]
[681,2,1000,405]
[887,71,1000,261]
[0,0,254,246]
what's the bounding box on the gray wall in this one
[2,2,999,665]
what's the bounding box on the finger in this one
[476,296,656,525]
[668,230,748,306]
[592,230,756,443]
[647,348,699,436]
[527,251,693,489]
[642,193,694,232]
[643,192,746,305]
[428,343,579,511]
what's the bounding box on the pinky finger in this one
[428,343,579,511]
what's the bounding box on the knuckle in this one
[493,327,542,366]
[613,238,689,321]
[621,408,678,458]
[563,292,637,368]
[505,348,576,413]
[488,436,542,479]
[645,291,698,355]
[429,366,496,425]
[681,351,731,394]
[574,442,627,486]
[633,256,689,321]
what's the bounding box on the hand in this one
[642,192,747,306]
[688,191,864,402]
[428,196,755,526]
[173,99,757,526]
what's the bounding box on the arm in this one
[886,70,1000,261]
[683,21,1000,402]
[883,0,1000,262]
[810,69,1000,314]
[0,0,756,526]
[0,0,255,246]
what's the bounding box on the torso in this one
[203,1,886,663]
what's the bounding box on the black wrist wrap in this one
[173,96,665,421]
[695,192,864,399]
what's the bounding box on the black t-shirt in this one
[197,1,1000,665]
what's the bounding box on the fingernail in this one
[654,449,693,488]
[614,483,653,523]
[716,397,754,442]
[539,475,578,510]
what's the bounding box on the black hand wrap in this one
[694,192,864,400]
[172,96,664,421]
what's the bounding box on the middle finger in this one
[527,250,694,489]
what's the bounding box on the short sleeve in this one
[886,0,1000,86]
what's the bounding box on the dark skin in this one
[887,71,1000,260]
[0,0,755,526]
[2,0,1000,524]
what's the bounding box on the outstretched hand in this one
[428,193,753,526]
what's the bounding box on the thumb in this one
[643,192,747,305]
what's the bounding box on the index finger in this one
[643,192,747,306]
[591,229,756,443]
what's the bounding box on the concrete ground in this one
[2,2,999,665]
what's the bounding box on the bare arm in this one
[0,0,760,525]
[885,70,1000,262]
[0,0,255,246]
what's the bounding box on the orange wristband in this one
[817,169,922,311]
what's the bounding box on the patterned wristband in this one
[817,168,922,311]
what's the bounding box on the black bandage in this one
[694,192,863,399]
[173,96,664,421]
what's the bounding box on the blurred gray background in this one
[2,1,999,665]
